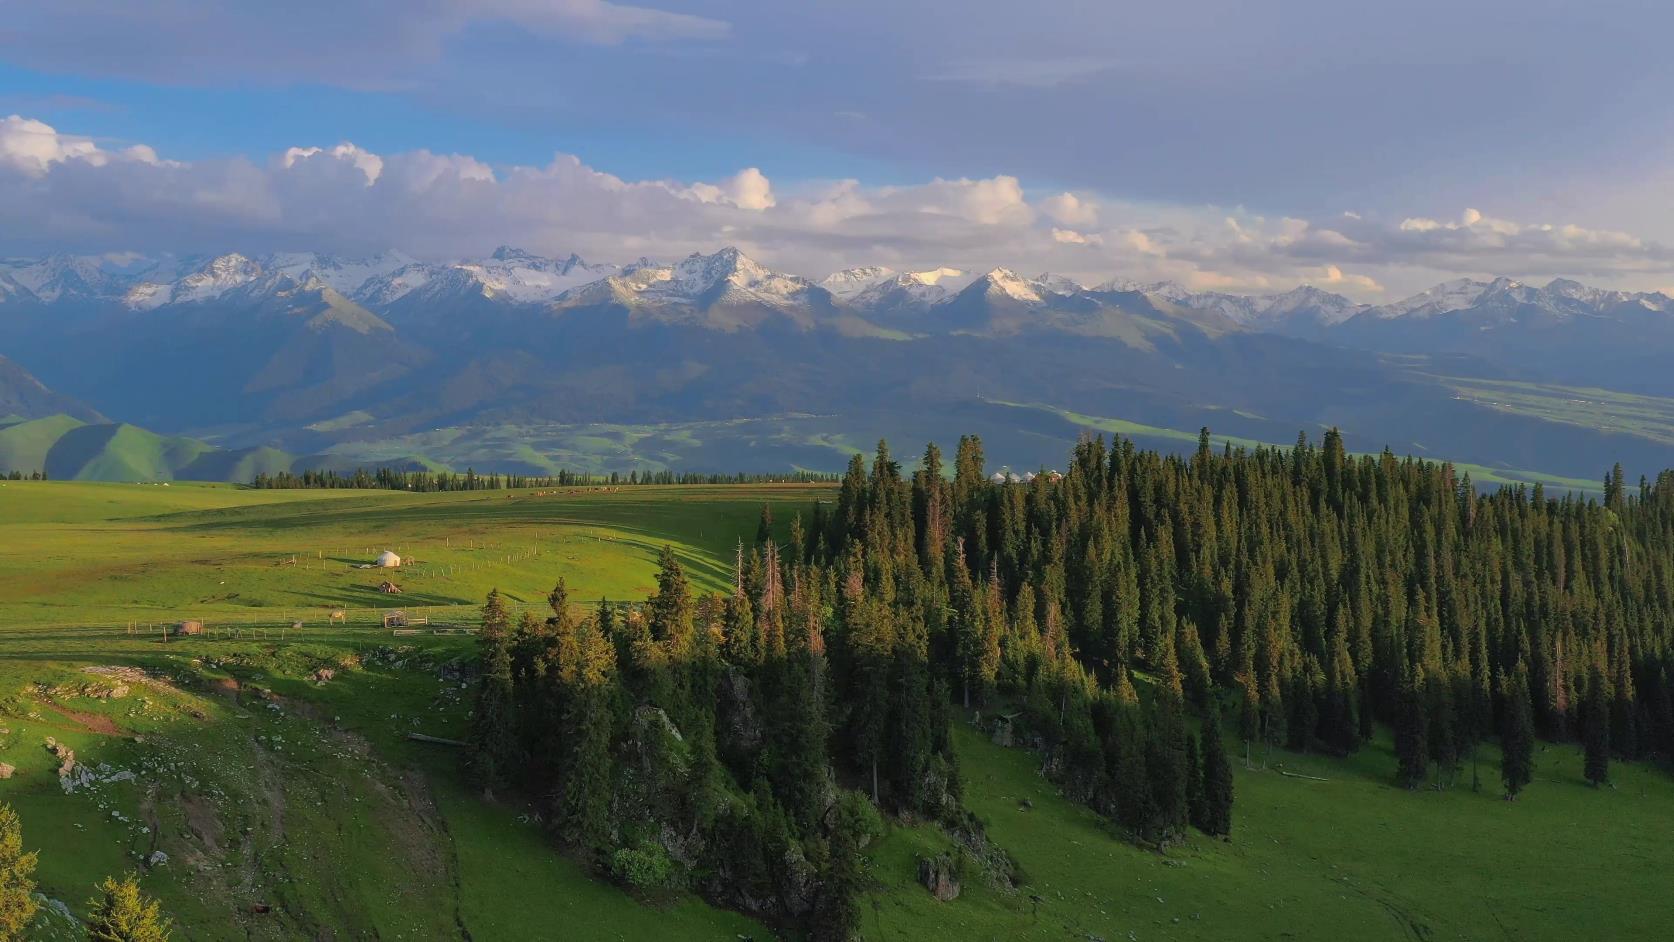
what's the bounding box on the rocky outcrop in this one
[918,854,961,901]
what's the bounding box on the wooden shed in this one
[173,620,204,636]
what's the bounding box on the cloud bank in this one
[5,114,1674,299]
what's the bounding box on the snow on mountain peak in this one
[125,252,264,309]
[819,266,897,299]
[1031,272,1084,296]
[1375,277,1495,319]
[904,267,965,287]
[979,268,1042,303]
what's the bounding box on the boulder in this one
[918,854,961,902]
[0,763,13,779]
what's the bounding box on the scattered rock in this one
[918,854,962,902]
[311,667,336,684]
[990,716,1015,747]
[0,764,13,780]
[147,851,169,868]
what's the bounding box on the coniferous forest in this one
[466,428,1674,935]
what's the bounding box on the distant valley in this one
[5,246,1674,484]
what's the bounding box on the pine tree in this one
[467,609,520,793]
[1500,665,1535,800]
[1583,663,1611,787]
[1147,635,1190,842]
[86,873,171,942]
[553,611,617,857]
[480,587,511,640]
[1184,733,1206,832]
[1199,703,1234,837]
[0,804,38,941]
[1395,668,1429,789]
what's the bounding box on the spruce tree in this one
[0,804,37,941]
[1200,703,1235,837]
[1184,734,1206,832]
[1500,665,1535,800]
[1395,668,1430,789]
[557,614,617,853]
[467,612,520,793]
[86,873,171,942]
[1583,664,1611,787]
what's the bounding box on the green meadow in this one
[0,481,1669,939]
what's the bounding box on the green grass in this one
[1436,375,1674,445]
[0,481,828,628]
[856,723,1674,940]
[3,481,1672,940]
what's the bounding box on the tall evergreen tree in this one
[1200,703,1235,837]
[0,804,37,942]
[86,874,171,942]
[556,614,618,853]
[1583,663,1611,787]
[1500,665,1535,800]
[466,610,520,793]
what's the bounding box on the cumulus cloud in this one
[0,114,105,175]
[1051,228,1101,246]
[8,115,1674,300]
[1041,192,1099,227]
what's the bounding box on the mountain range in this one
[3,246,1673,482]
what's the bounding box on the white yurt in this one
[375,550,402,569]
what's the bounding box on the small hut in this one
[173,620,204,637]
[375,550,402,569]
[382,610,408,629]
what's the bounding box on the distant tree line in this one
[1,470,47,480]
[249,467,837,490]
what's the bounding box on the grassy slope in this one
[0,414,86,473]
[862,724,1674,940]
[1436,375,1674,445]
[2,482,1672,940]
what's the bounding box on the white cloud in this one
[0,114,105,175]
[282,144,385,185]
[1041,192,1099,227]
[1051,227,1100,245]
[7,115,1674,300]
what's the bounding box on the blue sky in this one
[3,0,1673,297]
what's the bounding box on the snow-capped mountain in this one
[1031,273,1084,297]
[0,254,121,303]
[265,250,417,297]
[1250,285,1366,329]
[554,247,839,330]
[846,267,972,315]
[819,266,898,299]
[125,253,265,309]
[354,247,618,306]
[1367,276,1673,321]
[969,268,1045,304]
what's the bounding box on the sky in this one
[3,0,1674,299]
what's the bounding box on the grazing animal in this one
[328,609,347,623]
